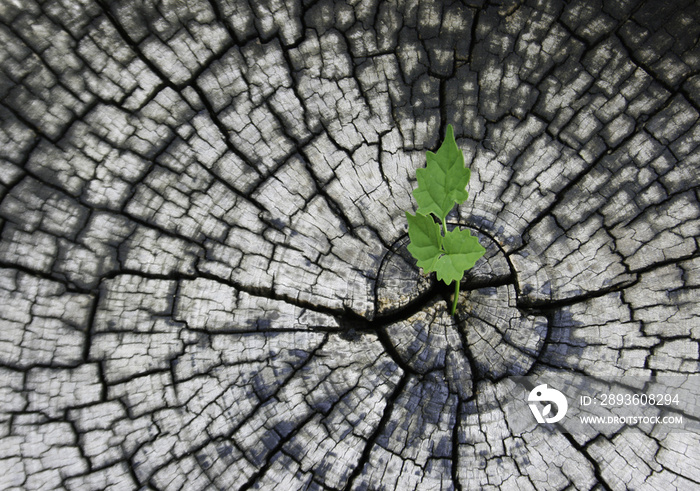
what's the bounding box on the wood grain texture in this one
[0,0,699,489]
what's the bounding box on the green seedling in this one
[405,124,485,316]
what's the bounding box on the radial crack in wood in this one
[1,0,699,490]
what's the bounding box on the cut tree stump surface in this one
[0,0,699,489]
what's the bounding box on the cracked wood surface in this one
[0,0,699,489]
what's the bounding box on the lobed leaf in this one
[405,123,486,310]
[405,211,442,272]
[434,227,486,284]
[412,125,471,221]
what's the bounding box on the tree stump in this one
[0,0,699,489]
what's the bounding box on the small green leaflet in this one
[406,124,485,315]
[406,212,484,283]
[436,227,484,284]
[405,212,442,272]
[413,124,471,221]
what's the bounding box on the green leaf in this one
[413,124,471,221]
[405,211,442,272]
[434,227,486,284]
[405,123,485,316]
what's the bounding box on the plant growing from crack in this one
[405,124,486,316]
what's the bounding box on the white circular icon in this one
[528,384,568,424]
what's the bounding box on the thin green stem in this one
[451,280,460,316]
[442,217,448,234]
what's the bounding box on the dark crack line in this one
[512,46,692,251]
[342,370,410,490]
[188,82,265,180]
[246,381,360,491]
[614,17,700,115]
[0,260,92,295]
[92,0,270,190]
[504,375,613,489]
[2,1,700,489]
[517,275,638,312]
[564,432,614,491]
[138,333,330,487]
[451,397,464,491]
[520,244,700,316]
[1,20,95,107]
[296,140,395,255]
[96,0,237,92]
[372,323,420,377]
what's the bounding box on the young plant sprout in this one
[405,124,485,316]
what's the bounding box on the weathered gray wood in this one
[1,0,699,489]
